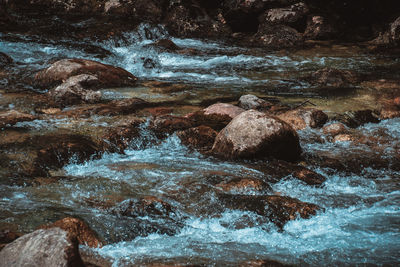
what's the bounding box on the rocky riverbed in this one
[1,1,400,266]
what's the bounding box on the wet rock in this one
[255,24,303,49]
[144,81,191,94]
[34,58,137,89]
[239,259,292,267]
[333,134,354,143]
[212,110,302,161]
[215,177,272,194]
[218,194,320,229]
[334,109,380,128]
[0,52,13,66]
[39,217,103,248]
[308,68,358,88]
[263,160,326,186]
[0,110,36,128]
[176,125,218,152]
[186,103,245,131]
[238,94,272,110]
[97,98,150,116]
[304,15,336,40]
[277,108,328,130]
[48,74,102,105]
[104,0,166,22]
[151,115,195,138]
[102,117,144,152]
[322,122,348,137]
[0,228,84,267]
[149,39,181,52]
[260,2,309,25]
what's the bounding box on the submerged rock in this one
[277,108,328,130]
[39,217,103,248]
[308,68,358,88]
[218,194,320,229]
[48,74,102,105]
[212,110,302,161]
[34,58,137,89]
[0,110,36,128]
[0,228,84,267]
[186,103,245,131]
[176,125,218,152]
[238,94,272,111]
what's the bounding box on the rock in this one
[238,94,272,110]
[260,2,309,25]
[372,16,400,46]
[34,58,137,89]
[0,228,84,267]
[150,115,195,138]
[218,194,320,229]
[48,74,102,105]
[176,126,218,152]
[104,0,166,22]
[333,134,355,143]
[215,177,272,194]
[149,39,181,52]
[0,52,13,66]
[0,230,22,251]
[239,259,292,267]
[380,108,400,119]
[277,108,328,130]
[308,68,358,88]
[39,217,103,248]
[186,103,245,131]
[322,122,348,137]
[102,117,144,152]
[212,110,302,161]
[304,15,336,40]
[334,110,380,128]
[0,110,36,128]
[255,24,303,49]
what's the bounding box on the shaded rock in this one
[372,16,400,46]
[104,0,166,22]
[48,74,102,105]
[212,110,302,161]
[277,108,328,130]
[186,103,245,131]
[255,24,303,49]
[218,194,320,229]
[0,110,36,128]
[34,58,137,89]
[334,109,380,128]
[97,98,150,116]
[238,94,272,110]
[149,39,181,52]
[176,125,217,152]
[0,52,13,66]
[239,259,292,267]
[322,122,348,137]
[260,2,309,25]
[304,15,336,40]
[150,115,195,138]
[215,177,272,194]
[308,68,358,88]
[0,230,22,251]
[0,228,84,267]
[39,217,103,248]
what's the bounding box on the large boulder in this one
[34,58,137,89]
[277,108,328,130]
[186,103,245,130]
[0,228,84,267]
[48,74,102,105]
[39,217,103,248]
[212,110,302,161]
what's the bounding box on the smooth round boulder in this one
[34,58,137,89]
[212,110,302,161]
[0,228,84,267]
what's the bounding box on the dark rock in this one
[218,194,320,229]
[104,0,167,22]
[0,230,22,251]
[39,217,103,248]
[34,58,137,89]
[255,24,303,49]
[176,125,218,152]
[212,110,302,161]
[334,109,380,128]
[372,16,400,46]
[0,110,36,128]
[186,103,245,131]
[48,74,102,105]
[238,94,273,110]
[277,108,328,130]
[150,115,195,138]
[239,259,292,267]
[149,39,181,52]
[0,52,13,66]
[308,68,358,88]
[0,228,84,267]
[260,2,309,25]
[304,15,336,40]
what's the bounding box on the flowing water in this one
[1,24,400,265]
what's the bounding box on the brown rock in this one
[333,134,355,143]
[176,125,218,152]
[218,194,320,229]
[322,123,348,137]
[304,15,336,40]
[308,68,358,88]
[380,108,400,119]
[255,24,303,49]
[186,103,245,130]
[150,39,181,52]
[238,94,272,110]
[104,0,166,22]
[102,117,144,152]
[0,228,84,267]
[240,259,292,267]
[261,2,309,25]
[0,110,36,128]
[277,108,328,130]
[151,115,195,138]
[39,217,103,248]
[212,110,302,161]
[34,58,137,89]
[215,177,272,194]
